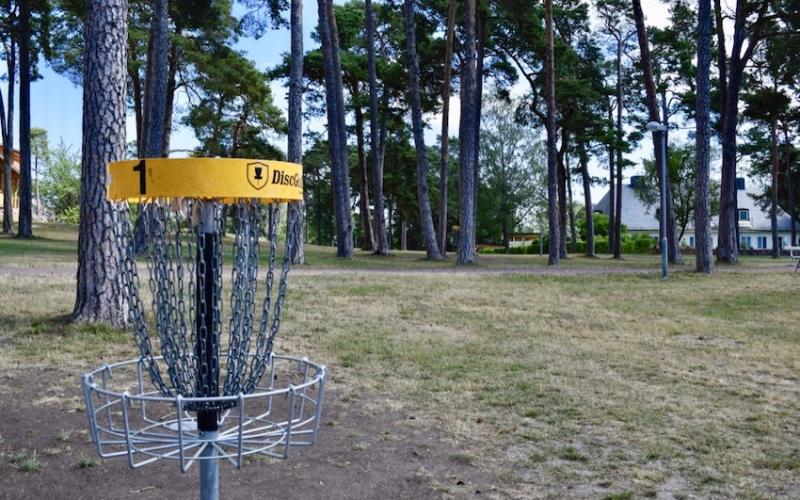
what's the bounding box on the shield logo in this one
[247,162,269,190]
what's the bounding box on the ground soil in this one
[0,367,500,500]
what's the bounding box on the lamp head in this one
[645,121,667,133]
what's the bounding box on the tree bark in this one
[354,102,375,251]
[716,0,760,264]
[607,103,616,256]
[365,0,389,256]
[162,42,179,155]
[400,213,407,251]
[457,0,478,264]
[694,0,713,273]
[611,42,625,259]
[404,0,442,260]
[472,5,487,245]
[632,0,679,263]
[288,0,305,264]
[145,0,169,158]
[437,0,456,256]
[614,138,623,257]
[557,130,568,258]
[545,0,560,265]
[613,41,623,259]
[770,117,779,258]
[785,127,796,246]
[73,0,130,327]
[2,37,16,234]
[17,0,32,238]
[579,144,594,257]
[566,154,577,254]
[318,0,354,258]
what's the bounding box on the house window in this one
[740,235,752,249]
[738,209,750,221]
[688,236,695,248]
[757,236,767,249]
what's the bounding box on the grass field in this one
[1,224,799,498]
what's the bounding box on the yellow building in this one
[0,145,21,214]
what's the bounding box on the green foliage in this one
[477,97,547,246]
[578,212,626,240]
[184,44,285,157]
[482,232,655,256]
[40,142,81,224]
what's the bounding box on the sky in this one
[26,0,673,201]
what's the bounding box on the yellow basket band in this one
[107,158,303,202]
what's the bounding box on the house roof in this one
[594,177,795,233]
[594,182,658,231]
[0,145,20,174]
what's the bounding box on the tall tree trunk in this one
[717,0,751,264]
[457,0,478,264]
[579,144,594,257]
[545,0,559,265]
[73,0,129,327]
[145,0,169,158]
[437,0,456,255]
[288,0,305,264]
[400,213,407,251]
[472,4,487,247]
[130,39,144,157]
[17,0,32,238]
[770,117,779,258]
[354,102,375,251]
[162,42,179,155]
[387,197,394,249]
[2,38,16,234]
[566,154,577,254]
[607,104,616,256]
[785,128,796,246]
[318,0,354,258]
[557,131,568,258]
[133,0,170,254]
[632,0,678,262]
[404,0,442,260]
[694,0,713,273]
[613,38,623,258]
[365,0,389,256]
[614,141,623,257]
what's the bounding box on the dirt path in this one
[0,367,502,499]
[1,261,794,279]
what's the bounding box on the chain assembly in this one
[112,199,300,411]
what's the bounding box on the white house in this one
[594,176,797,251]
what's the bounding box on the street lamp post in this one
[646,121,668,279]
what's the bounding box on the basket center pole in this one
[197,201,220,500]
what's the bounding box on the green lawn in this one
[1,223,798,498]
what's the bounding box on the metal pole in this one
[197,202,219,500]
[200,431,219,500]
[659,130,668,279]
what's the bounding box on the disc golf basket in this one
[81,158,326,500]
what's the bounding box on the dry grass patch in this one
[2,227,799,497]
[278,270,800,498]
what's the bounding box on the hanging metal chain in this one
[113,198,298,409]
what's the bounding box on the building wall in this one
[631,230,793,251]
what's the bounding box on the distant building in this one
[0,145,21,216]
[594,176,796,251]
